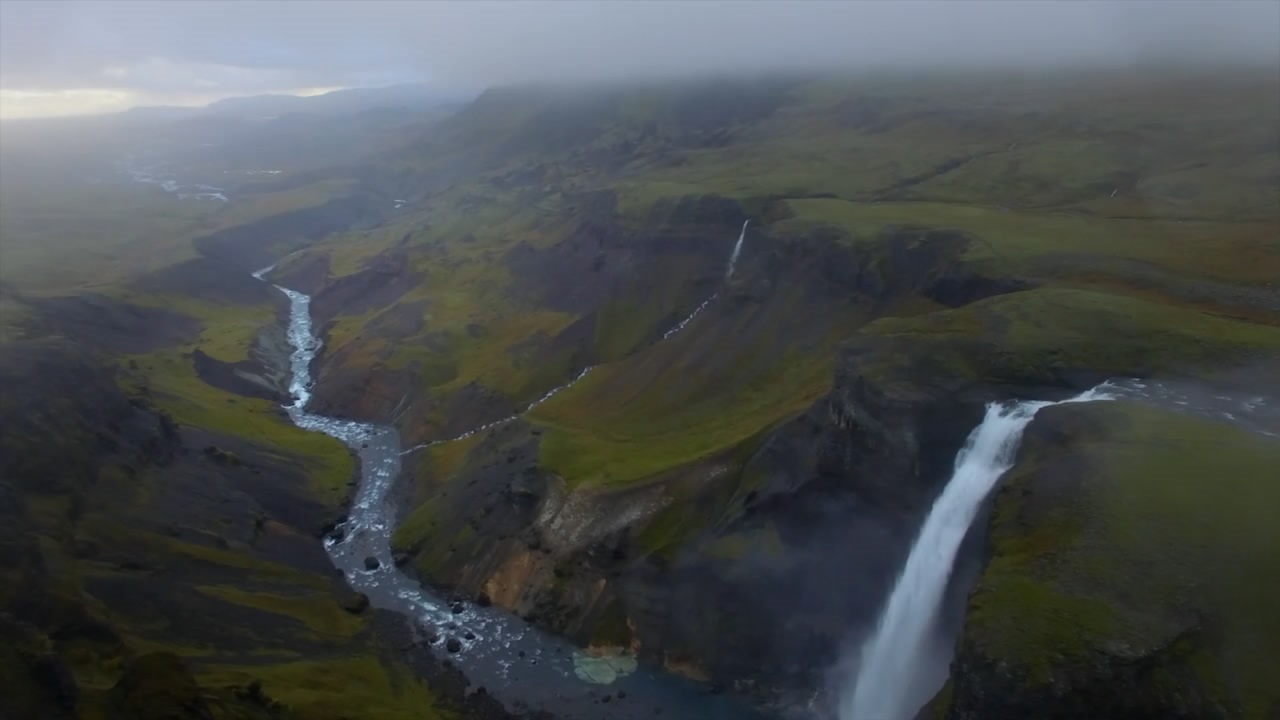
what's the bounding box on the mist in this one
[2,0,1278,117]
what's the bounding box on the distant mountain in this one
[123,83,474,121]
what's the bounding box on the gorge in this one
[255,228,775,718]
[2,65,1278,720]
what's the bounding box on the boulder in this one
[340,592,370,615]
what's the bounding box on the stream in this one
[252,220,775,720]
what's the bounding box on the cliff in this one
[933,400,1280,719]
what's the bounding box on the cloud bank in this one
[2,0,1276,117]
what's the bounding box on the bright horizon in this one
[0,84,349,120]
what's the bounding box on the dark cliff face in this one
[384,208,1280,706]
[192,194,387,272]
[602,348,993,696]
[385,333,995,702]
[377,220,1036,700]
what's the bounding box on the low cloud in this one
[2,0,1277,117]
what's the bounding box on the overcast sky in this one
[1,0,1277,118]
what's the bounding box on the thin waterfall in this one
[403,218,751,455]
[841,385,1115,720]
[726,220,749,279]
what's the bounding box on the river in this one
[252,223,779,719]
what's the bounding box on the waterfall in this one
[842,385,1114,720]
[661,294,717,339]
[400,219,751,457]
[725,220,749,279]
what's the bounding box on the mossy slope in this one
[941,402,1280,719]
[0,335,449,720]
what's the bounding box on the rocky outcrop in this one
[309,250,421,325]
[190,320,292,402]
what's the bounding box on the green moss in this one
[81,519,327,588]
[967,571,1120,684]
[391,495,445,554]
[419,434,484,485]
[0,179,208,295]
[925,679,954,720]
[195,586,364,639]
[392,434,486,553]
[198,656,450,720]
[776,199,1280,288]
[615,69,1277,219]
[590,599,632,648]
[121,353,354,508]
[107,652,211,720]
[704,527,785,561]
[634,464,750,562]
[531,303,849,489]
[968,402,1280,716]
[591,256,707,361]
[126,292,277,364]
[857,288,1280,393]
[636,494,705,562]
[401,520,477,580]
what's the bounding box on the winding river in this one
[253,221,775,720]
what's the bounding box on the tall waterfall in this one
[842,386,1114,720]
[726,220,749,279]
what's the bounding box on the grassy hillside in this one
[300,68,1277,497]
[0,99,433,295]
[0,166,362,296]
[945,401,1280,718]
[0,338,450,720]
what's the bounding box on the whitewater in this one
[842,386,1116,720]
